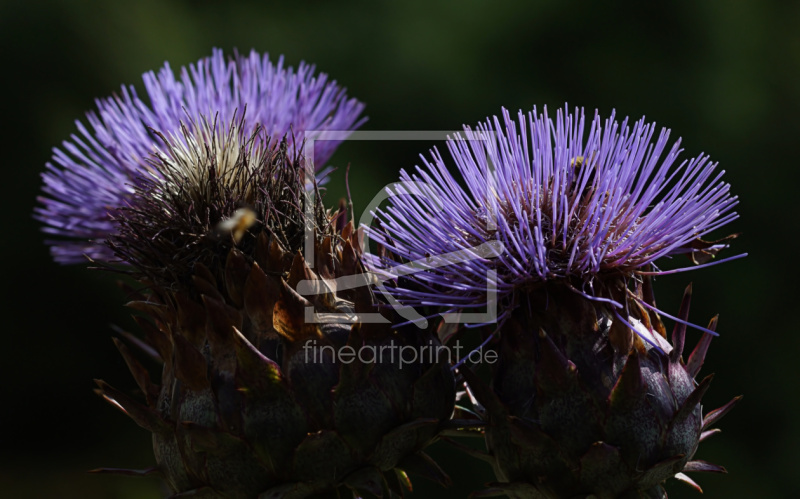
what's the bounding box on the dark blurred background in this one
[1,0,795,497]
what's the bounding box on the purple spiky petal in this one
[366,105,740,325]
[36,48,366,264]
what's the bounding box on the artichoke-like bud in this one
[462,281,740,498]
[96,117,455,498]
[366,105,744,497]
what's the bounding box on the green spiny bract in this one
[96,117,455,498]
[462,280,739,499]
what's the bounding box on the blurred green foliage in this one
[1,0,797,497]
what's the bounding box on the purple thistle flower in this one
[366,105,741,330]
[36,48,366,264]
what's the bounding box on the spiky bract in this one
[463,281,739,498]
[37,48,365,264]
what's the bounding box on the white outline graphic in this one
[298,129,503,326]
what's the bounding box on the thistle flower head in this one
[36,48,365,264]
[94,113,455,497]
[367,105,740,328]
[364,105,742,497]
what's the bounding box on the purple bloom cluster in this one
[366,106,740,324]
[36,48,365,264]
